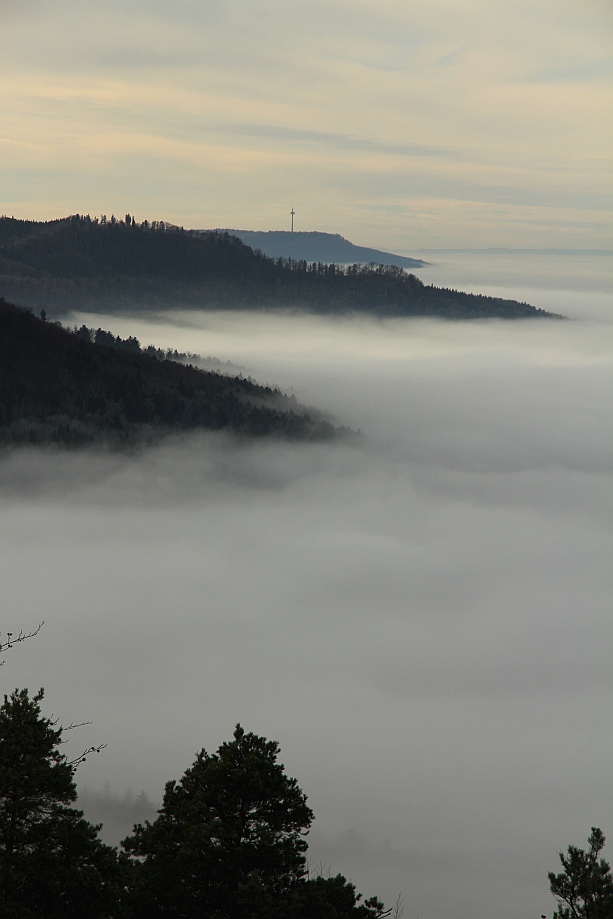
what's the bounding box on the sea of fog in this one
[412,248,613,322]
[1,251,611,919]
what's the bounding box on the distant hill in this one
[214,230,426,269]
[0,299,336,446]
[413,247,613,256]
[0,215,559,320]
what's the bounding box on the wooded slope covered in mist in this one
[0,300,335,446]
[0,216,558,319]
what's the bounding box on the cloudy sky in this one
[1,0,612,248]
[1,2,612,915]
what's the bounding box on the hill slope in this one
[215,230,425,269]
[0,215,559,319]
[0,299,335,446]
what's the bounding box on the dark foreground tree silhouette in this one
[548,827,613,919]
[122,724,388,919]
[0,688,122,918]
[279,872,390,919]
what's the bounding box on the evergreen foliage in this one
[0,621,388,917]
[122,725,313,918]
[549,828,613,919]
[279,873,390,918]
[0,694,390,918]
[0,688,122,919]
[121,725,388,919]
[0,299,337,445]
[0,215,558,319]
[7,685,607,919]
[72,322,199,363]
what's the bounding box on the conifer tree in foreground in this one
[122,724,389,919]
[0,668,388,917]
[0,688,122,918]
[548,827,613,919]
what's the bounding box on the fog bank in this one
[1,302,611,919]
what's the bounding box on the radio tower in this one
[290,206,295,233]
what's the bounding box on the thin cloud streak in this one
[0,0,610,246]
[218,123,458,159]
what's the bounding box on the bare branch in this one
[391,892,405,919]
[62,721,93,731]
[58,720,94,742]
[43,711,105,762]
[0,622,44,664]
[66,744,108,768]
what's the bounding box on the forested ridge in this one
[0,215,559,319]
[0,299,336,446]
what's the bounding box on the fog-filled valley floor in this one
[1,255,611,919]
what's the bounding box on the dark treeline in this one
[0,300,337,446]
[0,214,559,319]
[72,322,199,364]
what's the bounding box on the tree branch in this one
[0,623,44,664]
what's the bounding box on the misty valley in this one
[3,0,610,913]
[0,218,563,448]
[1,248,611,918]
[0,300,340,446]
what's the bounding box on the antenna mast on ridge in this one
[290,206,295,233]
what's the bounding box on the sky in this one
[1,1,612,913]
[1,0,612,249]
[1,254,612,919]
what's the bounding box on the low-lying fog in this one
[1,255,611,919]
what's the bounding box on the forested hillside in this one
[0,215,558,319]
[0,299,336,446]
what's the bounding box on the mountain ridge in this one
[211,230,426,269]
[0,215,560,320]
